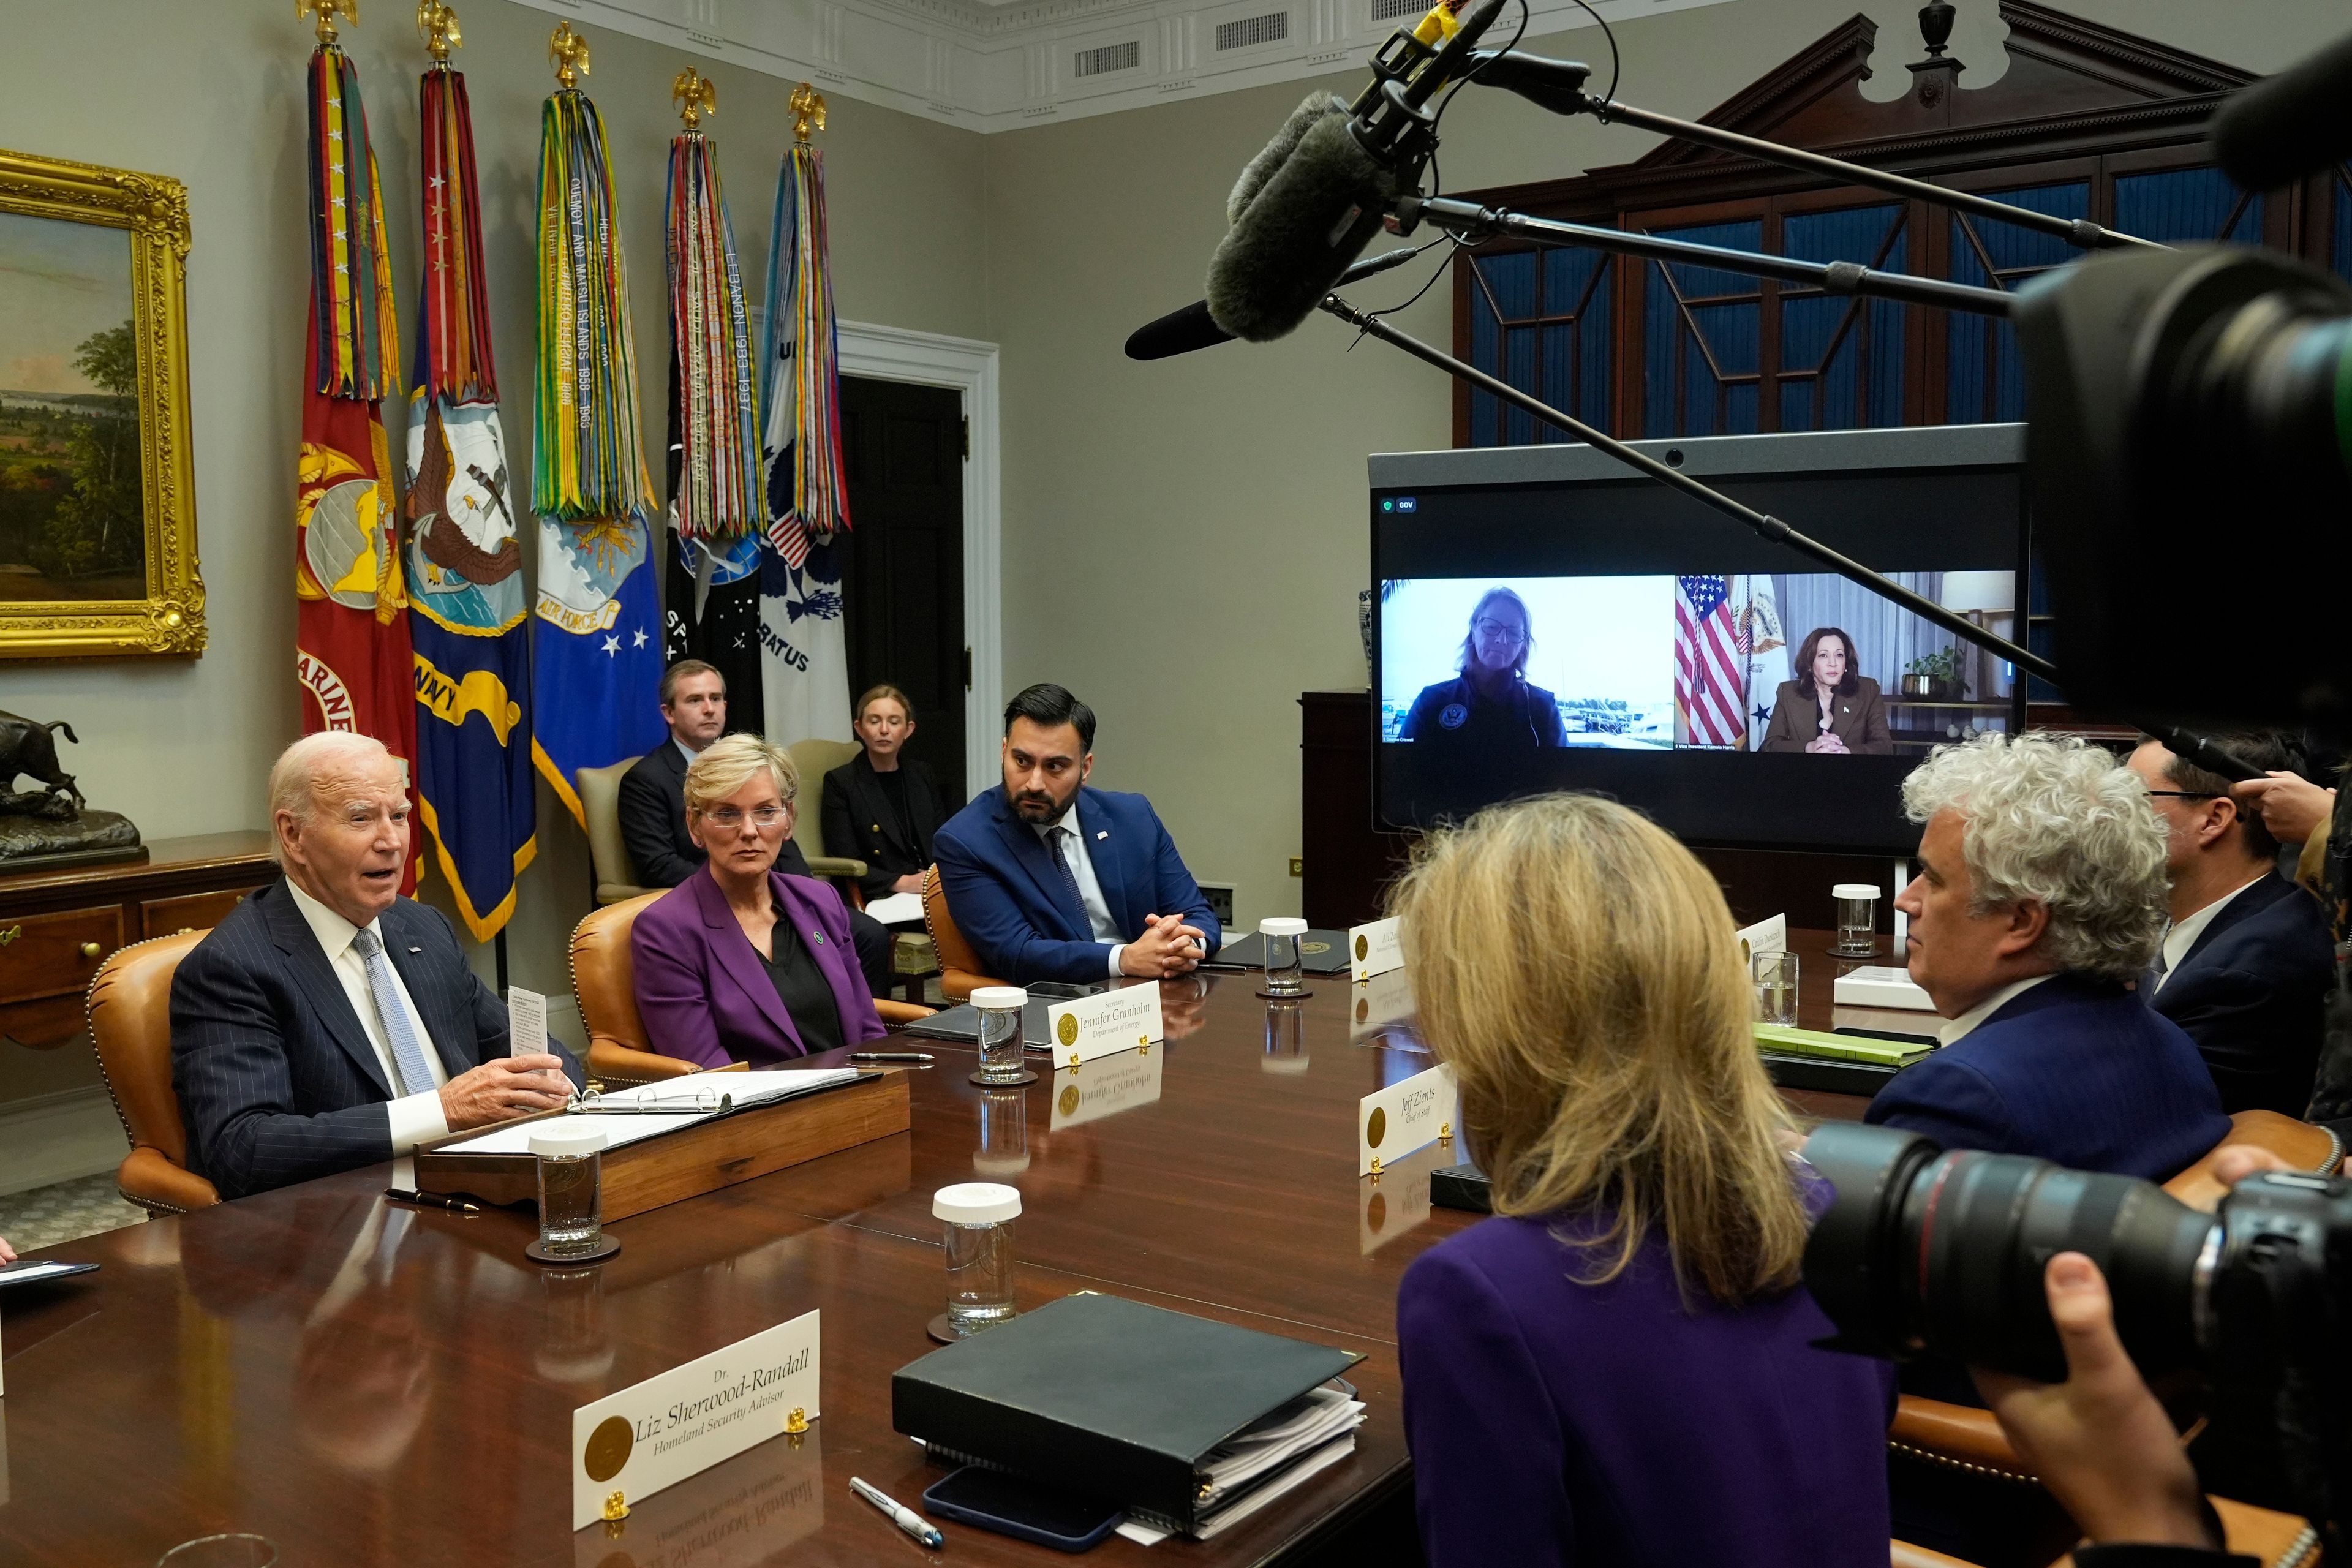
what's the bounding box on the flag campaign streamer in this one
[663,112,766,712]
[530,85,666,827]
[760,135,854,744]
[294,40,418,887]
[405,59,535,941]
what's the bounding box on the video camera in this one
[1803,1120,2352,1543]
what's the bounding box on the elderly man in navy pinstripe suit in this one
[171,733,578,1199]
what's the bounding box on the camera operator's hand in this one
[1973,1252,2220,1551]
[2231,772,2334,847]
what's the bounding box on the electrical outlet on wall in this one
[1288,856,1303,878]
[1197,882,1237,929]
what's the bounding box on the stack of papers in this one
[436,1068,861,1154]
[1752,1022,1932,1068]
[1118,1387,1366,1544]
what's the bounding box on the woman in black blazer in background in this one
[821,684,949,905]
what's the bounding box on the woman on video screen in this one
[1760,627,1891,755]
[1400,587,1567,752]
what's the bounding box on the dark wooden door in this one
[840,375,966,804]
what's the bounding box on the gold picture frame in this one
[0,146,204,658]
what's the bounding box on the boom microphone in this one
[2211,25,2352,191]
[1127,244,1435,360]
[1204,0,1507,344]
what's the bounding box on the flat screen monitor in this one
[1371,425,2029,854]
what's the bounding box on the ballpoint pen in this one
[385,1188,480,1213]
[850,1051,935,1063]
[850,1477,944,1548]
[569,1094,732,1115]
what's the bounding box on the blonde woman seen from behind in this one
[1391,794,1892,1568]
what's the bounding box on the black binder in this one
[891,1293,1361,1532]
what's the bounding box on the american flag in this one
[1676,575,1747,748]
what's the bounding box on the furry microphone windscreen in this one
[1226,93,1347,225]
[1206,108,1397,342]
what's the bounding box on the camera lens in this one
[1802,1123,2212,1382]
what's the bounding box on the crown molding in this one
[507,0,1740,134]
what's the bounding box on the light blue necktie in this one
[352,927,439,1097]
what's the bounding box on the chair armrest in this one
[876,999,937,1027]
[1889,1395,2035,1482]
[1893,1543,1985,1568]
[586,1039,706,1087]
[804,856,868,879]
[118,1145,219,1214]
[596,882,657,906]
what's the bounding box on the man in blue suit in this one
[1865,734,2228,1182]
[172,733,579,1199]
[934,684,1221,984]
[2126,733,2333,1115]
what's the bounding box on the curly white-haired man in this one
[1864,733,2230,1182]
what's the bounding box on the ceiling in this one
[511,0,1738,134]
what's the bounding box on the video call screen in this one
[1371,446,2028,853]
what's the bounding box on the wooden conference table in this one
[0,930,1888,1567]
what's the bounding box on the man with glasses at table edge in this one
[2125,729,2334,1115]
[934,684,1222,984]
[1400,586,1566,752]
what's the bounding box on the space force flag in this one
[405,61,535,941]
[295,40,418,887]
[759,135,853,745]
[530,84,666,827]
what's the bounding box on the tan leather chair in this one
[572,892,933,1087]
[86,932,219,1215]
[578,756,655,906]
[1887,1109,2342,1567]
[784,737,867,882]
[923,863,1007,1002]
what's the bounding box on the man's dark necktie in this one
[1049,827,1084,917]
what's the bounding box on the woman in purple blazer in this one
[631,734,886,1068]
[1388,794,1894,1568]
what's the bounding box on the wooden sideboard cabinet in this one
[0,831,276,1048]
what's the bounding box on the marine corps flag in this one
[295,40,418,884]
[529,79,666,827]
[662,97,765,717]
[405,59,535,941]
[758,129,853,745]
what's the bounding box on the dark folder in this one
[891,1292,1361,1532]
[1200,929,1354,974]
[899,999,1054,1049]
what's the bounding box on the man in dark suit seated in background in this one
[1865,733,2230,1182]
[619,658,894,996]
[935,683,1221,984]
[171,733,578,1199]
[2125,731,2333,1114]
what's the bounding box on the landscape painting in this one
[0,208,145,603]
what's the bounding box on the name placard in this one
[1046,984,1164,1071]
[1348,966,1417,1043]
[1049,1047,1164,1130]
[571,1309,820,1529]
[1348,916,1403,982]
[1735,913,1787,967]
[1359,1062,1457,1176]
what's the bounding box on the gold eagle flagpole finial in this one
[789,81,827,143]
[301,0,360,47]
[673,67,717,130]
[550,22,590,90]
[417,0,461,62]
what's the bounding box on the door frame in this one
[835,320,1002,801]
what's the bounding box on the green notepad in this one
[1752,1022,1933,1067]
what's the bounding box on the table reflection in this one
[1262,998,1308,1074]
